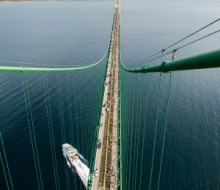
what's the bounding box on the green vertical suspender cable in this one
[157,73,172,190]
[125,73,132,189]
[118,40,123,190]
[119,29,129,190]
[81,95,86,158]
[72,72,79,190]
[78,75,87,155]
[134,75,144,189]
[85,99,91,159]
[134,74,144,189]
[20,72,41,190]
[57,72,67,142]
[25,72,44,190]
[138,74,149,190]
[91,76,98,158]
[123,77,133,188]
[118,32,122,190]
[77,90,83,152]
[148,73,163,190]
[0,153,10,190]
[119,30,129,189]
[119,63,124,188]
[87,104,92,160]
[21,72,44,190]
[0,133,14,190]
[82,104,88,160]
[131,76,138,189]
[56,72,65,143]
[123,83,127,190]
[56,72,68,190]
[75,85,81,153]
[25,73,44,190]
[80,82,86,159]
[87,75,94,159]
[122,76,126,190]
[66,72,74,146]
[42,73,58,190]
[42,73,60,190]
[77,74,84,154]
[119,55,122,189]
[56,72,71,190]
[46,72,61,190]
[119,43,128,189]
[127,76,136,190]
[89,105,94,159]
[131,74,142,190]
[118,23,134,189]
[125,75,132,189]
[84,69,98,159]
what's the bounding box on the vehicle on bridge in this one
[94,169,99,177]
[98,138,102,149]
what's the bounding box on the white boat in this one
[62,143,90,187]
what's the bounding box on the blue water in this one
[0,2,112,190]
[120,1,220,190]
[0,1,220,190]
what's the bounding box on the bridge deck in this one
[91,2,119,190]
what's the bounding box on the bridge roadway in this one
[91,2,119,190]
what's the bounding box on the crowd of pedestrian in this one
[105,8,120,189]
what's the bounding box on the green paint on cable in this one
[157,73,172,190]
[0,48,108,72]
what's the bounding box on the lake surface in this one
[120,1,220,190]
[0,1,220,190]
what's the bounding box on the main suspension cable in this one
[135,18,220,65]
[141,29,220,65]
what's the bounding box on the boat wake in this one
[77,151,88,165]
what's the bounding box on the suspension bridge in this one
[0,0,220,190]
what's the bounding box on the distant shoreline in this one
[0,0,113,1]
[0,0,37,1]
[0,0,83,1]
[0,0,113,2]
